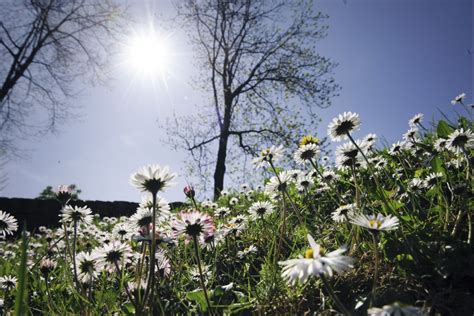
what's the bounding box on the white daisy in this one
[350,213,399,231]
[130,164,176,194]
[0,211,18,237]
[172,210,215,240]
[264,171,293,195]
[296,175,314,192]
[214,207,230,218]
[408,113,424,128]
[248,201,275,220]
[278,234,353,286]
[76,251,99,283]
[327,112,361,142]
[403,127,419,142]
[60,205,93,226]
[332,204,357,223]
[451,92,466,105]
[409,178,426,192]
[368,302,423,315]
[425,172,443,188]
[229,197,239,206]
[321,170,339,183]
[95,241,132,272]
[0,275,17,291]
[237,245,258,259]
[252,145,285,169]
[294,143,320,165]
[446,128,474,154]
[112,223,133,240]
[433,138,448,152]
[335,141,366,169]
[363,133,378,149]
[389,141,405,155]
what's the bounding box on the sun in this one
[123,27,173,80]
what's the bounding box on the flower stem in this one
[370,232,379,307]
[351,163,361,209]
[72,221,79,289]
[143,192,158,311]
[347,133,392,213]
[321,274,351,315]
[193,235,213,315]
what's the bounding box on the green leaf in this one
[430,156,445,175]
[187,290,208,312]
[121,302,135,315]
[436,120,454,138]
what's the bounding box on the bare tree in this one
[166,0,338,199]
[0,0,125,153]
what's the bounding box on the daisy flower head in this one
[76,251,99,283]
[130,164,176,194]
[389,141,405,156]
[350,213,399,232]
[252,145,285,169]
[54,184,77,203]
[237,245,258,259]
[248,201,275,220]
[172,210,215,240]
[96,241,132,272]
[408,113,424,128]
[0,275,17,291]
[229,197,239,206]
[39,258,57,276]
[264,171,293,195]
[409,178,426,192]
[296,174,314,192]
[0,210,18,237]
[294,143,320,165]
[446,128,474,154]
[156,249,172,278]
[139,195,171,218]
[363,133,378,148]
[425,172,443,188]
[299,135,320,147]
[332,203,357,223]
[451,92,466,105]
[328,111,361,142]
[112,223,132,240]
[433,138,448,152]
[403,127,419,142]
[240,183,250,192]
[321,170,339,183]
[214,207,230,218]
[368,302,424,316]
[278,234,353,286]
[60,205,93,225]
[335,141,366,169]
[222,217,246,236]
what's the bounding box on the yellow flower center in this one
[304,248,314,259]
[369,219,381,229]
[300,135,320,147]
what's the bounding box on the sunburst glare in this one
[122,25,174,88]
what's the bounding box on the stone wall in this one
[0,197,184,232]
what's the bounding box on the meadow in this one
[0,103,473,315]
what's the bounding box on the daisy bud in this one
[184,185,195,198]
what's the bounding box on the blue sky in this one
[1,0,472,203]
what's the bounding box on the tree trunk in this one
[213,132,229,200]
[213,88,232,200]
